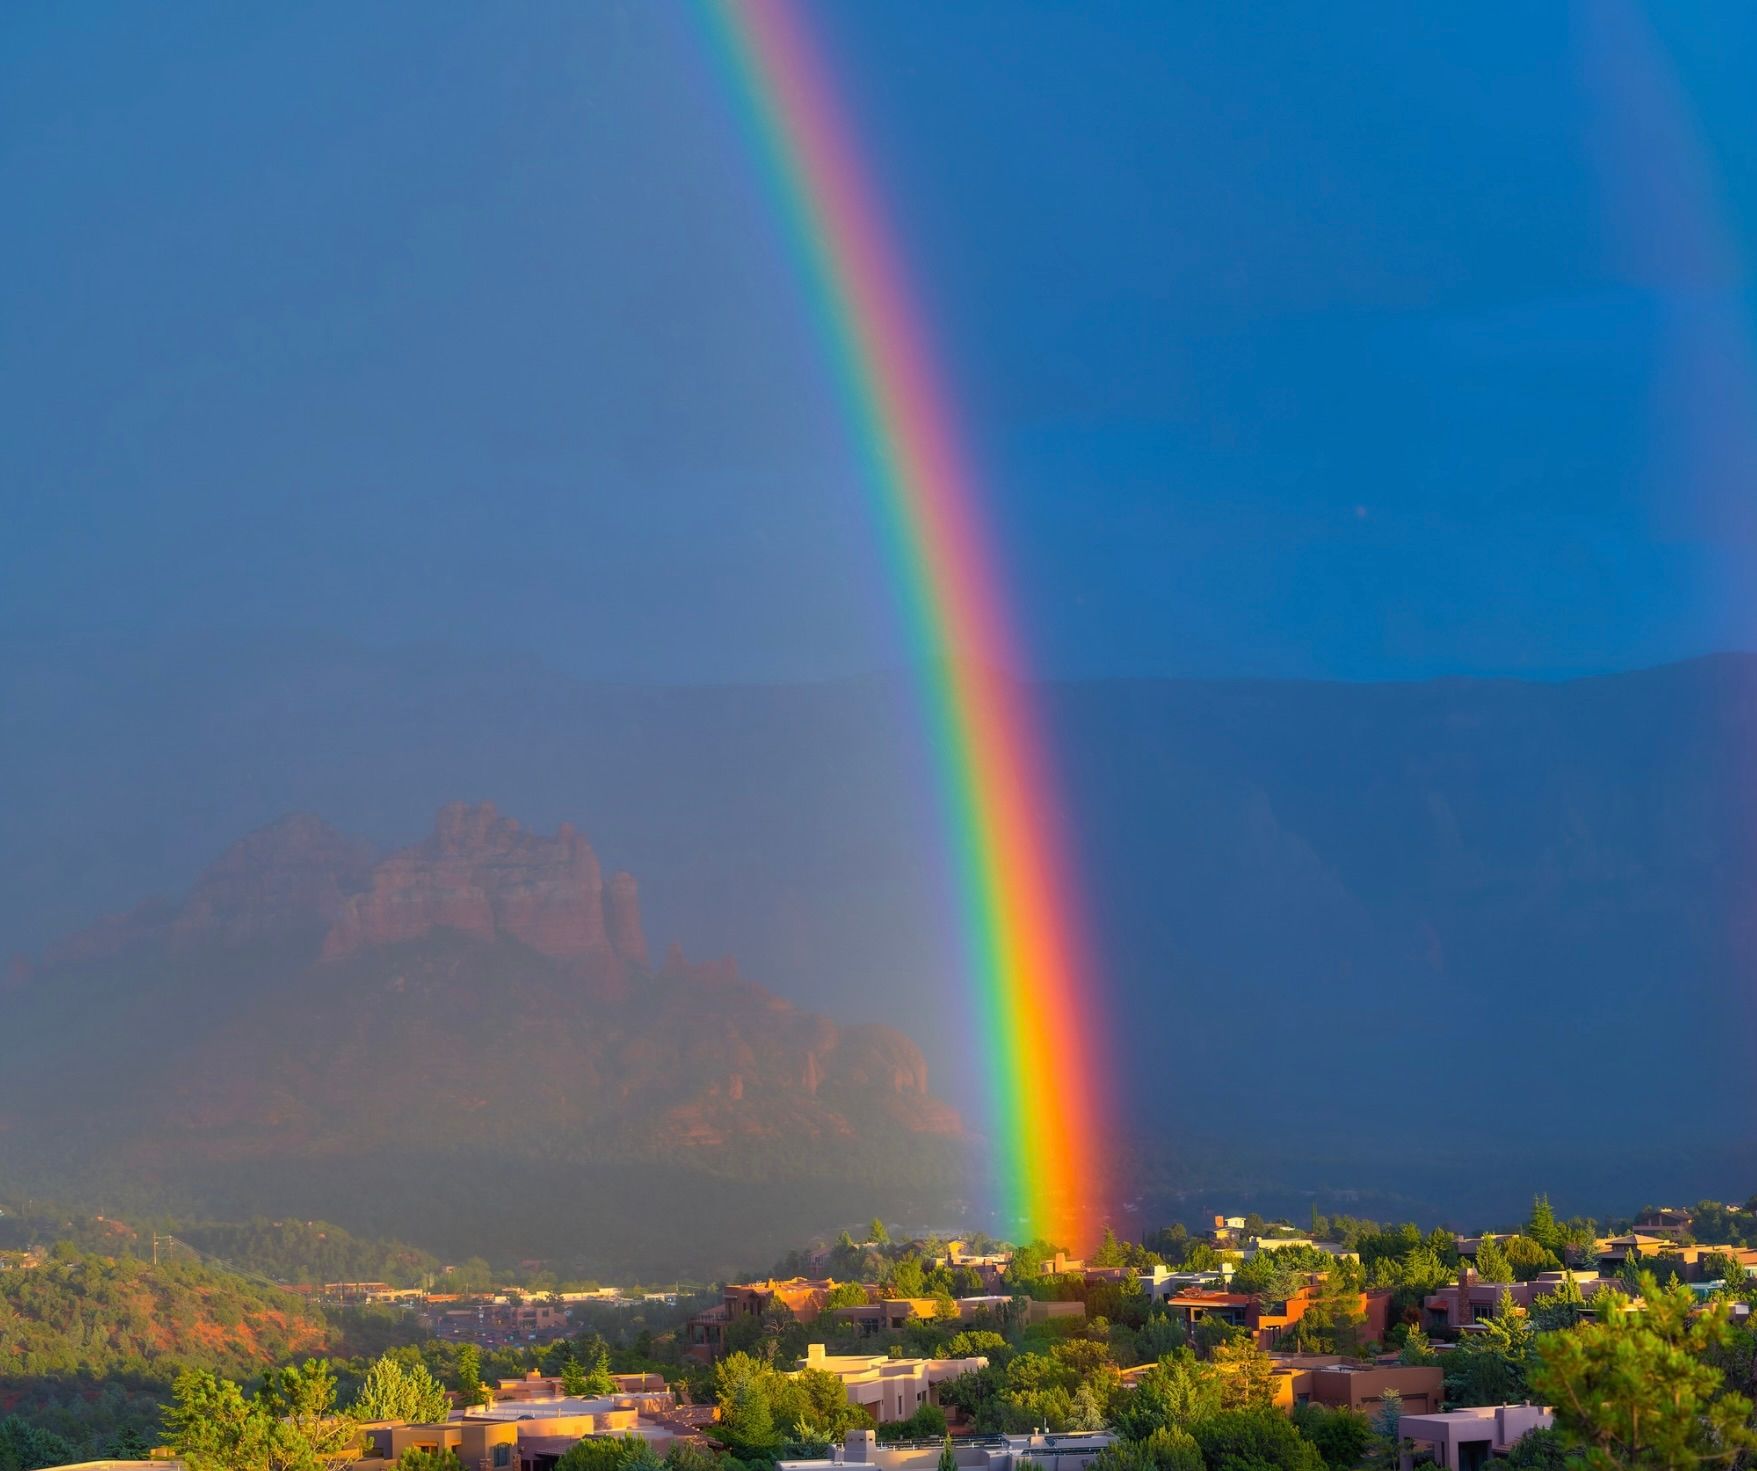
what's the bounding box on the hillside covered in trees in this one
[0,1246,351,1460]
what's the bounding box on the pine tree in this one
[938,1434,958,1471]
[1372,1390,1403,1470]
[354,1354,449,1424]
[1526,1195,1563,1254]
[561,1357,590,1397]
[1397,1326,1437,1367]
[1473,1236,1515,1284]
[584,1345,616,1396]
[1533,1273,1757,1471]
[455,1344,488,1408]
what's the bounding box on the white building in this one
[780,1428,1115,1471]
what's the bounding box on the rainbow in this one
[697,0,1110,1247]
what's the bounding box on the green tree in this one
[353,1353,450,1424]
[257,1359,360,1471]
[555,1437,657,1471]
[886,1256,929,1299]
[1192,1408,1324,1471]
[1397,1327,1437,1367]
[1446,1292,1533,1407]
[1700,1251,1746,1286]
[1291,1405,1372,1471]
[1287,1273,1365,1356]
[1193,1317,1244,1357]
[1527,1275,1589,1334]
[1092,1430,1203,1471]
[1070,1380,1110,1432]
[1527,1196,1564,1255]
[1501,1428,1578,1471]
[1229,1253,1302,1306]
[823,1283,869,1310]
[583,1346,616,1397]
[454,1345,488,1408]
[939,1434,959,1471]
[1109,1352,1223,1439]
[1370,1392,1402,1471]
[397,1450,464,1471]
[169,1363,358,1471]
[561,1358,591,1397]
[1502,1235,1562,1282]
[1138,1314,1188,1360]
[878,1404,948,1444]
[166,1369,271,1471]
[1092,1226,1128,1269]
[663,1443,719,1471]
[1473,1238,1515,1285]
[1211,1339,1276,1411]
[0,1417,77,1471]
[870,1219,891,1246]
[1180,1242,1223,1274]
[946,1330,1009,1359]
[1531,1274,1757,1471]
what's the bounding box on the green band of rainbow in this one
[698,0,1110,1246]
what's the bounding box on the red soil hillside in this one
[0,1249,332,1385]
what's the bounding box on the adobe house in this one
[795,1345,989,1425]
[1398,1406,1554,1471]
[778,1427,1116,1471]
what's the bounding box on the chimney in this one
[807,1343,827,1363]
[845,1428,875,1465]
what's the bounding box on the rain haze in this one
[5,1,1757,1278]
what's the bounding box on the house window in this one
[495,1447,511,1468]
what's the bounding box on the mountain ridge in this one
[0,800,964,1270]
[7,634,1757,1230]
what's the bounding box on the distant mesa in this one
[320,800,648,964]
[46,801,651,971]
[4,802,964,1260]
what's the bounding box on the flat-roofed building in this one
[687,1279,848,1358]
[1398,1406,1554,1471]
[778,1427,1113,1471]
[795,1345,987,1425]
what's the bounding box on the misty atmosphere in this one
[4,4,1757,1469]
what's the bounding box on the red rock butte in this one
[43,802,650,972]
[321,801,647,964]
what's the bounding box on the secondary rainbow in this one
[697,0,1110,1245]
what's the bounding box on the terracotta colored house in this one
[1424,1267,1611,1333]
[1631,1207,1695,1240]
[686,1278,846,1358]
[1290,1363,1444,1416]
[1164,1280,1392,1350]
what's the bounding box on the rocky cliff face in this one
[47,801,652,971]
[320,801,647,964]
[44,812,379,966]
[8,804,961,1214]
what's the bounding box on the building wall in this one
[1303,1366,1443,1416]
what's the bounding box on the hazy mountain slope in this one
[4,634,1755,1225]
[0,804,964,1273]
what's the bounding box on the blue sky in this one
[5,0,1756,681]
